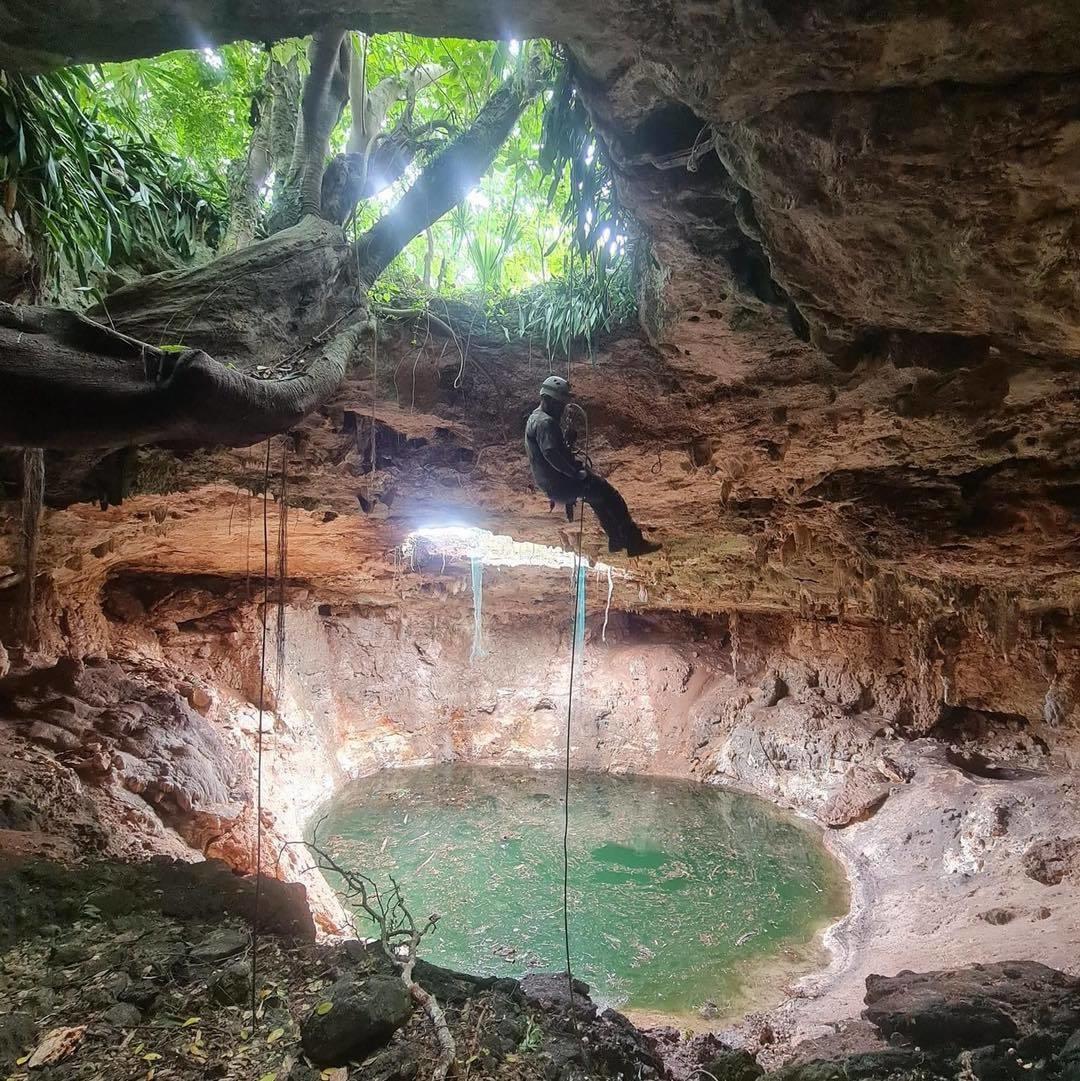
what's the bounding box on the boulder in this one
[102,1002,142,1028]
[208,959,252,1006]
[0,1013,33,1067]
[520,971,592,1012]
[863,961,1080,1050]
[189,926,248,965]
[151,859,316,941]
[300,973,412,1066]
[1022,838,1079,886]
[702,1047,764,1081]
[1058,1030,1080,1075]
[821,767,890,828]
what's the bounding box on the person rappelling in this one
[525,376,661,557]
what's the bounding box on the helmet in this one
[540,375,571,403]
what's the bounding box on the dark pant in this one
[561,471,642,547]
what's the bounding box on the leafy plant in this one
[2,32,638,339]
[517,1014,543,1053]
[0,67,225,295]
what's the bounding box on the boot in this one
[626,531,661,557]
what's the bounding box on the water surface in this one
[313,765,846,1019]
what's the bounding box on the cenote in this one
[313,765,848,1020]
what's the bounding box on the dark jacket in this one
[525,406,582,503]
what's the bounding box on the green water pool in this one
[312,765,847,1018]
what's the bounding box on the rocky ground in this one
[0,856,1078,1081]
[0,857,664,1081]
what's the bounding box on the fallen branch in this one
[301,822,456,1081]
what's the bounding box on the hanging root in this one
[17,448,44,644]
[274,441,290,706]
[602,565,614,643]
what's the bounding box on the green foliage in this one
[539,57,629,265]
[0,67,225,295]
[93,45,268,179]
[1,31,636,341]
[359,36,637,349]
[517,1015,543,1053]
[490,257,637,357]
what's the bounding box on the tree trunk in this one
[220,57,302,255]
[267,30,349,235]
[95,216,354,360]
[0,301,364,450]
[319,135,417,226]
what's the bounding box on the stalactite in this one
[601,566,614,643]
[469,557,485,662]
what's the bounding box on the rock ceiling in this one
[0,2,1077,640]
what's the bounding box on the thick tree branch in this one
[354,65,543,280]
[0,303,364,450]
[0,66,540,455]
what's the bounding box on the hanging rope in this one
[469,556,485,662]
[369,311,379,505]
[562,492,586,1020]
[274,440,290,707]
[17,448,44,644]
[250,438,272,1024]
[561,399,590,1029]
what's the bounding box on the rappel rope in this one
[250,438,272,1024]
[562,491,586,1024]
[561,400,590,1030]
[250,439,290,1027]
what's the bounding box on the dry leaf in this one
[27,1026,87,1068]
